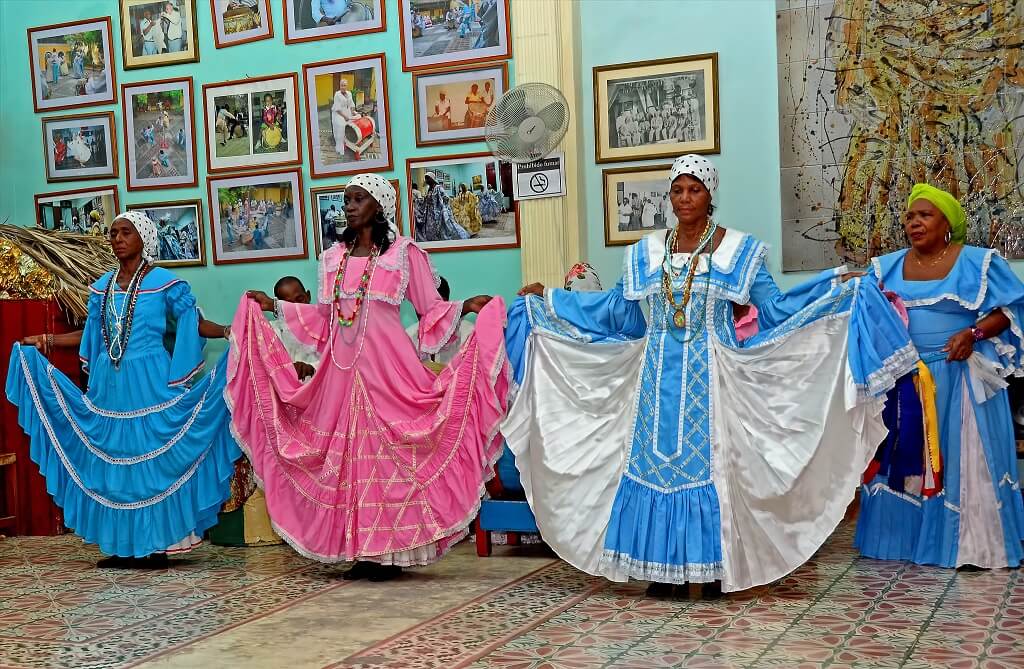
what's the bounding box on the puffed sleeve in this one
[276,300,332,354]
[748,264,846,330]
[79,290,102,374]
[978,252,1024,375]
[505,279,647,385]
[405,243,464,355]
[166,281,206,387]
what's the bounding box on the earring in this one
[945,230,951,243]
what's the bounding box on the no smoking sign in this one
[513,152,566,201]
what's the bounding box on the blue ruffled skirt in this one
[5,344,240,557]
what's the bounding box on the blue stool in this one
[475,446,539,556]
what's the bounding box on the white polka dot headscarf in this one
[670,154,719,204]
[347,173,399,240]
[114,211,159,263]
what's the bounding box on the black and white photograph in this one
[211,0,273,48]
[399,0,510,71]
[284,0,385,44]
[405,152,519,252]
[128,200,206,266]
[34,185,120,235]
[203,73,301,173]
[119,0,199,69]
[122,77,198,191]
[602,164,675,246]
[42,111,119,182]
[310,179,401,258]
[594,53,719,163]
[303,54,392,178]
[208,168,307,264]
[28,17,118,113]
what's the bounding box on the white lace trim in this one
[860,341,920,400]
[900,248,994,310]
[644,227,748,276]
[623,472,713,494]
[994,306,1024,378]
[417,304,464,356]
[320,237,419,307]
[82,386,186,417]
[18,350,213,509]
[599,549,722,584]
[998,472,1021,490]
[863,481,923,507]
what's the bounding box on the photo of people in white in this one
[607,73,705,149]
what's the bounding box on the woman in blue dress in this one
[477,185,501,224]
[505,155,916,596]
[856,184,1024,569]
[414,172,470,243]
[6,211,240,568]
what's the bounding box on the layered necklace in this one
[332,244,379,327]
[101,260,149,369]
[911,243,951,267]
[662,218,717,339]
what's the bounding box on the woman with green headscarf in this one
[857,183,1024,569]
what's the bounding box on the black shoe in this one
[342,560,376,580]
[96,553,168,569]
[701,581,724,599]
[367,565,402,582]
[646,582,673,598]
[957,564,986,572]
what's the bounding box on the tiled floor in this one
[0,524,1021,669]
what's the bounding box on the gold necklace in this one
[663,219,714,329]
[912,243,951,267]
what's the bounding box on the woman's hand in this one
[944,329,975,362]
[461,295,492,315]
[518,282,545,297]
[247,290,276,312]
[294,362,315,380]
[21,334,50,356]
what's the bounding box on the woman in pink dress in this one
[228,174,509,581]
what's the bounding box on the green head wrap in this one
[907,183,966,243]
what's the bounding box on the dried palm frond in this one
[0,224,115,321]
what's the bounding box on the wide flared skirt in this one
[5,344,240,557]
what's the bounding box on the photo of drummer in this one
[313,67,382,166]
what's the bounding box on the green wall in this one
[0,0,521,339]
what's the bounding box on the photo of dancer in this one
[123,77,197,190]
[208,169,307,264]
[28,18,117,112]
[203,74,301,172]
[42,111,118,182]
[34,186,119,235]
[128,200,205,266]
[303,54,392,177]
[400,0,510,70]
[120,0,199,69]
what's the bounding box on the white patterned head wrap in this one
[347,173,398,240]
[670,154,718,203]
[563,262,602,292]
[114,211,159,262]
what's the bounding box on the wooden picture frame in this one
[594,53,720,164]
[283,0,385,44]
[309,178,401,258]
[127,199,206,267]
[302,53,393,179]
[211,0,274,48]
[405,151,520,253]
[27,17,118,113]
[202,72,302,174]
[398,0,511,72]
[119,0,200,70]
[41,111,119,183]
[207,167,307,265]
[602,164,675,247]
[412,62,508,147]
[34,185,120,234]
[122,76,199,191]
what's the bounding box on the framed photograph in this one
[399,0,511,71]
[119,0,199,70]
[283,0,385,44]
[42,111,119,183]
[594,53,720,164]
[310,179,401,258]
[27,17,117,113]
[122,77,198,191]
[202,73,301,173]
[35,185,120,235]
[127,199,206,266]
[207,168,306,264]
[303,54,393,179]
[211,0,273,48]
[602,164,674,247]
[405,152,519,253]
[412,63,507,147]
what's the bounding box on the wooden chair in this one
[0,452,17,534]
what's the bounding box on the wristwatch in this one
[971,325,986,342]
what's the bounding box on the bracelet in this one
[46,333,54,349]
[971,326,986,342]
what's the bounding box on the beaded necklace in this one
[662,219,717,339]
[100,260,149,369]
[332,244,379,327]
